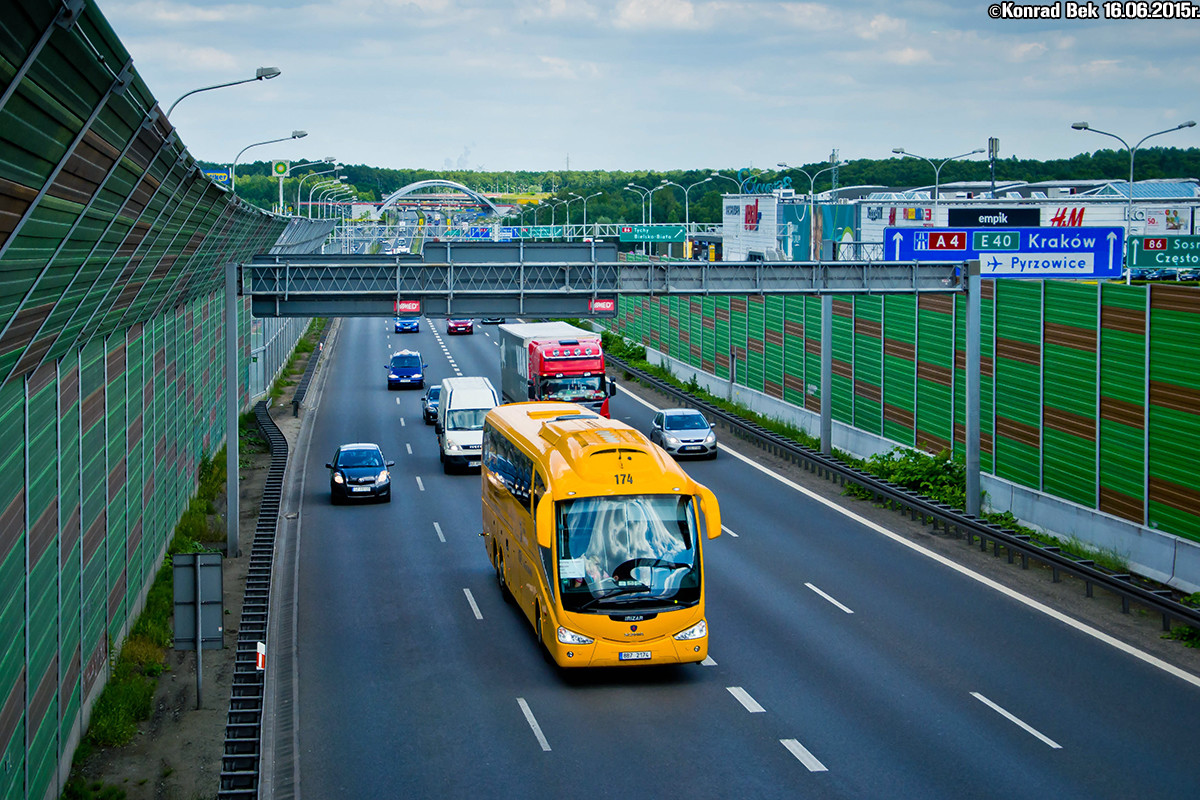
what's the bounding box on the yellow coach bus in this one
[481,401,721,667]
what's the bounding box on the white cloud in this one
[613,0,701,30]
[883,47,933,66]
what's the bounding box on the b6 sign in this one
[395,299,421,314]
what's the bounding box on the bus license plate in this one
[619,651,651,661]
[468,460,480,468]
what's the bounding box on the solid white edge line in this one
[721,525,739,538]
[781,738,828,772]
[415,476,424,492]
[805,582,854,614]
[516,698,552,751]
[615,385,1200,690]
[971,692,1062,749]
[726,686,765,713]
[434,522,445,542]
[463,588,483,620]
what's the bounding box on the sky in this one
[97,0,1200,173]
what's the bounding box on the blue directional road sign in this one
[883,227,1124,279]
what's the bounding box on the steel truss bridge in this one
[242,241,967,318]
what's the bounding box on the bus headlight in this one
[557,626,594,645]
[673,619,707,641]
[446,442,462,453]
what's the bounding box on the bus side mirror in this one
[527,381,536,400]
[434,422,443,434]
[535,497,552,549]
[695,484,721,540]
[608,380,617,397]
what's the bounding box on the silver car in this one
[650,409,718,459]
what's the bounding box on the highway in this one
[276,316,1200,799]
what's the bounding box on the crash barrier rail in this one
[217,401,287,798]
[605,355,1200,635]
[291,321,330,415]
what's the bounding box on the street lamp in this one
[580,191,602,229]
[1071,120,1196,238]
[543,198,561,227]
[709,171,741,193]
[321,188,352,219]
[649,179,671,225]
[297,165,341,216]
[890,146,984,209]
[279,156,335,214]
[777,160,849,259]
[625,183,652,224]
[663,177,712,227]
[564,192,584,239]
[166,66,281,117]
[309,176,346,218]
[231,130,307,195]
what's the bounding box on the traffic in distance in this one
[338,315,715,666]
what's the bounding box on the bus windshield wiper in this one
[576,584,650,611]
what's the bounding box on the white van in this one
[436,376,500,473]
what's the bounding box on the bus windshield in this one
[555,494,700,612]
[539,375,606,403]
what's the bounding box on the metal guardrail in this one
[606,355,1200,635]
[218,401,288,799]
[291,322,330,415]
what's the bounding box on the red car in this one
[447,319,474,335]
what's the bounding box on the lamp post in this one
[1070,120,1196,239]
[648,179,672,225]
[625,184,651,224]
[309,176,346,218]
[709,171,741,193]
[549,198,567,227]
[564,192,584,239]
[279,157,335,214]
[580,191,602,231]
[890,146,984,211]
[231,130,307,196]
[297,164,341,216]
[662,177,711,227]
[777,160,849,260]
[319,186,350,217]
[166,66,281,117]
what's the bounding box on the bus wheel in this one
[497,553,512,603]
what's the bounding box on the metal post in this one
[226,260,240,557]
[195,556,203,709]
[965,260,982,517]
[820,293,833,455]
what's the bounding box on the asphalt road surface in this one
[268,316,1200,799]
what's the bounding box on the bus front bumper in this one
[547,632,708,668]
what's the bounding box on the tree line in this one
[204,146,1200,225]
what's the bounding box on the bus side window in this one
[531,470,546,513]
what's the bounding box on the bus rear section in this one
[481,402,721,667]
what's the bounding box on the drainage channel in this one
[217,399,288,798]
